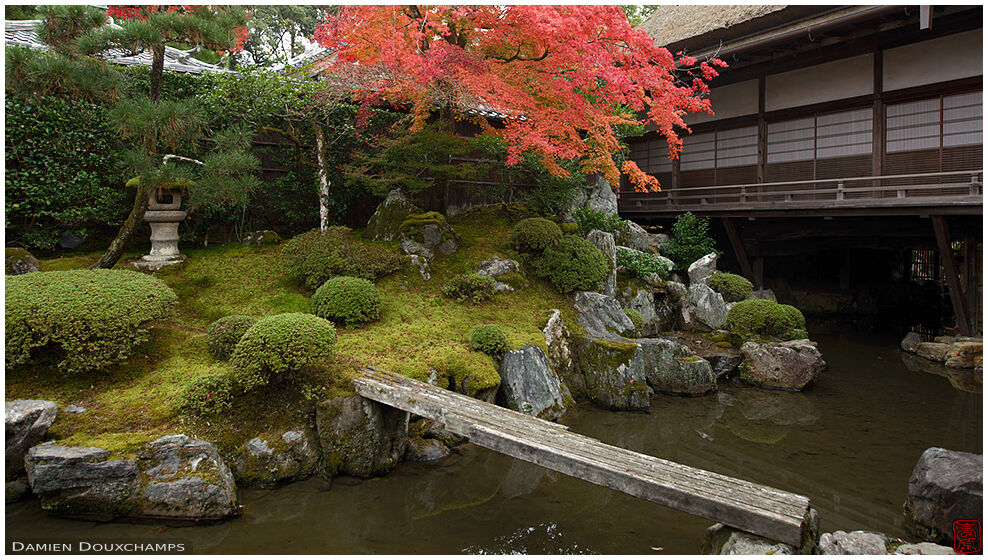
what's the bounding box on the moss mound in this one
[623,308,644,335]
[281,227,404,290]
[535,235,610,293]
[726,299,807,344]
[206,315,257,360]
[510,217,563,254]
[230,313,337,391]
[5,269,177,373]
[469,324,509,358]
[707,272,753,303]
[312,276,383,326]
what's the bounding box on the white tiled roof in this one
[5,19,229,74]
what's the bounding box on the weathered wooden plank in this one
[353,369,812,546]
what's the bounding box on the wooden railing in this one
[618,170,983,214]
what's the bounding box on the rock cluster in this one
[899,332,983,370]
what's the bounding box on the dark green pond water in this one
[6,331,982,554]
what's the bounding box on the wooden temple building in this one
[627,5,983,335]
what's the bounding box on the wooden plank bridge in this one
[355,367,813,547]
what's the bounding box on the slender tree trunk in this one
[91,45,165,269]
[313,123,331,233]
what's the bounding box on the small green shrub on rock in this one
[230,313,337,391]
[623,308,644,335]
[660,212,717,270]
[726,299,807,344]
[442,273,496,304]
[469,324,509,358]
[312,276,383,326]
[510,217,562,254]
[282,227,404,290]
[206,315,257,360]
[616,247,671,278]
[536,235,610,293]
[707,272,753,303]
[573,206,627,235]
[5,269,177,373]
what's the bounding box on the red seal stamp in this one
[953,519,981,554]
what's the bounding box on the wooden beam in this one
[722,218,755,281]
[932,216,972,335]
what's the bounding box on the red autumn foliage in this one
[314,5,725,192]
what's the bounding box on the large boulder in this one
[916,342,950,363]
[364,189,423,241]
[559,187,589,223]
[573,337,652,411]
[740,340,826,391]
[637,338,716,396]
[944,341,983,369]
[616,221,650,253]
[573,291,636,339]
[901,332,923,354]
[231,429,320,487]
[316,394,409,477]
[399,211,460,258]
[5,247,40,275]
[498,344,567,420]
[586,174,618,215]
[681,283,728,332]
[818,530,888,555]
[616,276,659,337]
[687,252,718,285]
[905,447,983,543]
[476,255,522,293]
[25,436,238,522]
[6,400,57,481]
[895,542,956,554]
[543,309,577,381]
[587,230,617,297]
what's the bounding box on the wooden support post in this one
[722,218,755,281]
[963,235,980,334]
[753,257,765,290]
[932,216,971,336]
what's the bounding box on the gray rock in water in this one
[905,447,983,542]
[682,283,728,332]
[901,332,923,353]
[587,230,617,297]
[895,542,956,554]
[818,530,888,555]
[241,230,281,246]
[687,252,718,285]
[364,189,422,241]
[573,336,651,411]
[616,221,650,253]
[916,342,950,363]
[638,338,716,396]
[6,400,57,480]
[944,341,982,369]
[616,276,659,337]
[316,394,409,477]
[6,479,29,503]
[26,444,139,520]
[586,174,618,215]
[701,349,743,379]
[498,345,567,420]
[232,429,320,487]
[404,438,450,462]
[701,523,794,555]
[740,340,826,391]
[136,435,238,521]
[573,291,636,339]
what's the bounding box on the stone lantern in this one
[132,184,188,272]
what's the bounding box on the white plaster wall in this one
[883,30,982,92]
[685,79,759,125]
[765,53,874,111]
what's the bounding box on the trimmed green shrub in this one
[623,308,644,335]
[536,235,611,293]
[312,276,383,326]
[5,269,177,373]
[281,227,404,290]
[573,206,627,235]
[206,315,257,361]
[178,371,238,416]
[441,273,497,304]
[510,217,563,254]
[726,299,807,344]
[707,272,753,303]
[560,222,580,235]
[616,247,671,278]
[469,324,509,358]
[230,313,337,391]
[660,212,717,270]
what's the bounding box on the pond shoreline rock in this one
[905,447,982,544]
[572,336,652,411]
[6,399,58,502]
[637,338,716,396]
[316,394,409,478]
[740,340,826,391]
[818,530,888,555]
[497,344,568,420]
[231,429,320,487]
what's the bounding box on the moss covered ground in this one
[5,208,581,455]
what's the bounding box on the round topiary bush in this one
[311,276,383,326]
[535,235,611,293]
[206,315,257,361]
[230,313,337,391]
[5,269,177,373]
[726,299,807,344]
[510,217,563,254]
[282,227,404,290]
[469,324,509,358]
[707,272,754,303]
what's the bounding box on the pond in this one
[6,330,982,554]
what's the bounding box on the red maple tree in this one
[314,5,725,192]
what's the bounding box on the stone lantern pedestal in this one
[132,188,187,273]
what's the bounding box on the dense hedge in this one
[469,324,509,358]
[536,235,611,293]
[616,247,671,278]
[206,315,257,361]
[707,272,753,303]
[573,206,627,235]
[510,217,563,254]
[5,269,177,373]
[281,227,405,290]
[311,276,383,326]
[230,313,337,390]
[726,299,807,344]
